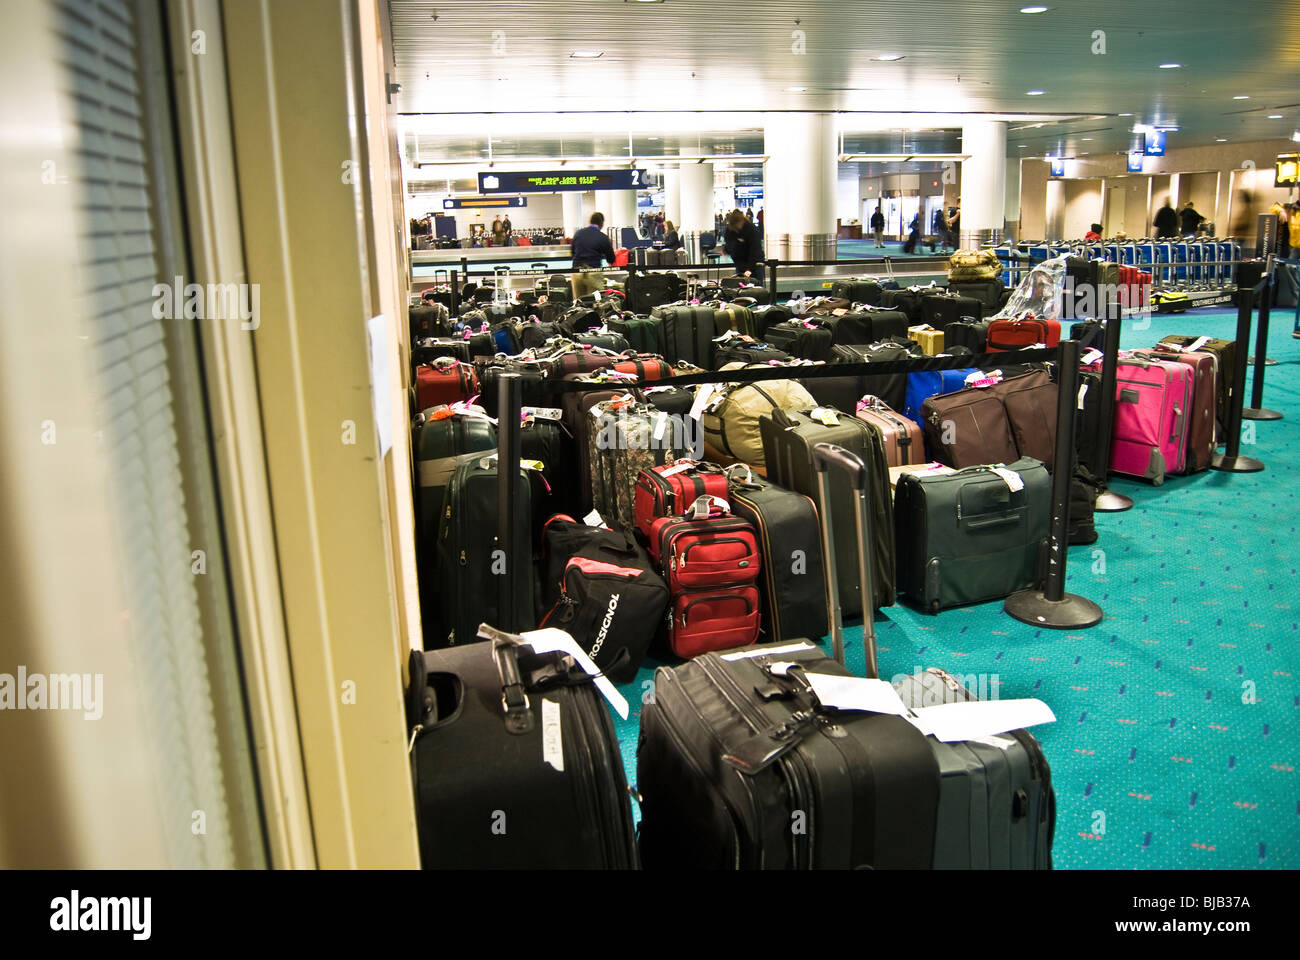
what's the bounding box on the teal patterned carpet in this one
[613,304,1300,869]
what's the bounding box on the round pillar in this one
[764,113,837,262]
[960,120,1008,248]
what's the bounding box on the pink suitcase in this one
[1110,356,1193,485]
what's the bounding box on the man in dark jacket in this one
[870,206,885,247]
[570,212,615,298]
[1153,199,1178,238]
[1178,201,1204,237]
[723,209,765,279]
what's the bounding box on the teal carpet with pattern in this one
[612,303,1300,869]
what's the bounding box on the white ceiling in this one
[389,0,1300,164]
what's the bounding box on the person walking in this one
[1178,201,1204,237]
[570,212,616,298]
[723,208,765,280]
[902,212,921,254]
[1153,198,1178,239]
[870,206,885,247]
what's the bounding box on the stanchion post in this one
[1004,339,1105,629]
[450,268,461,314]
[1211,266,1266,472]
[1244,259,1283,421]
[497,372,523,631]
[1093,288,1133,512]
[766,258,779,299]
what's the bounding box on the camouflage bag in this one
[587,399,692,529]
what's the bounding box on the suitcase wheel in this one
[929,600,940,615]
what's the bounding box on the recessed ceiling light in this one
[1020,5,1050,12]
[1233,95,1250,100]
[570,50,604,58]
[1159,63,1181,69]
[1081,137,1092,141]
[1269,114,1284,119]
[1017,144,1028,148]
[1215,138,1228,142]
[786,86,807,92]
[1118,112,1133,117]
[1026,90,1046,96]
[873,54,905,61]
[647,136,659,140]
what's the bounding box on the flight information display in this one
[478,169,647,193]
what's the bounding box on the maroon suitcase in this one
[1132,349,1216,473]
[416,358,479,410]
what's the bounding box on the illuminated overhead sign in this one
[442,197,527,209]
[479,169,648,193]
[1144,130,1166,156]
[1127,152,1145,173]
[1049,159,1066,177]
[1276,154,1299,186]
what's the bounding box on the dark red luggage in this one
[634,461,731,539]
[986,315,1061,352]
[416,358,479,410]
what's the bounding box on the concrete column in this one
[959,120,1008,247]
[663,167,681,227]
[1044,179,1066,242]
[561,192,584,237]
[1003,157,1022,240]
[597,187,638,246]
[763,112,837,261]
[678,159,715,233]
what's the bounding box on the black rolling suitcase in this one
[759,408,895,613]
[606,313,664,354]
[713,336,792,367]
[920,290,983,329]
[751,303,795,339]
[654,304,718,367]
[407,629,638,868]
[764,319,835,361]
[830,277,884,305]
[724,464,828,645]
[806,340,919,414]
[944,318,990,352]
[637,444,1055,869]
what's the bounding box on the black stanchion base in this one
[1004,590,1104,630]
[1211,453,1266,472]
[1094,489,1134,513]
[1242,407,1283,421]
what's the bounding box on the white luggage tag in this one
[522,406,564,423]
[811,407,840,426]
[689,495,730,520]
[689,383,720,421]
[1080,348,1104,365]
[988,466,1025,493]
[1186,335,1210,352]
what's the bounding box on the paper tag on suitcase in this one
[541,699,564,772]
[690,384,719,421]
[989,467,1025,492]
[1080,349,1103,365]
[1077,384,1088,410]
[1186,335,1210,352]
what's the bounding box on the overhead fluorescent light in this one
[570,50,604,59]
[872,54,904,61]
[1118,112,1133,117]
[647,136,659,140]
[1081,137,1092,141]
[1269,114,1284,119]
[1216,138,1228,142]
[786,86,807,92]
[1293,131,1300,142]
[1020,5,1050,12]
[1233,95,1250,100]
[1026,90,1046,96]
[1158,63,1181,69]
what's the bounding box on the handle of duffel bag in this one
[481,624,536,736]
[811,442,879,678]
[688,495,730,519]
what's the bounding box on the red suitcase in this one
[634,461,730,539]
[1117,266,1152,310]
[612,353,673,382]
[986,315,1061,352]
[416,358,479,410]
[647,499,761,658]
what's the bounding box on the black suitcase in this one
[1073,368,1106,476]
[1069,319,1105,352]
[943,318,991,353]
[806,340,918,415]
[654,304,718,367]
[412,336,471,367]
[521,412,579,526]
[881,287,932,323]
[860,306,909,342]
[721,276,773,305]
[477,360,550,417]
[410,302,451,340]
[893,457,1050,613]
[638,444,1055,869]
[725,466,829,645]
[643,384,696,418]
[920,291,983,329]
[759,408,895,613]
[407,631,638,868]
[625,272,686,313]
[575,331,632,353]
[947,278,1005,312]
[751,303,796,339]
[518,320,565,350]
[606,313,664,354]
[830,278,884,305]
[764,320,835,361]
[713,337,792,368]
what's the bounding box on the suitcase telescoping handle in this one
[811,442,880,680]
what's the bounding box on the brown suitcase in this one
[1153,335,1235,436]
[921,385,1019,469]
[986,370,1059,472]
[1134,349,1216,472]
[855,397,925,468]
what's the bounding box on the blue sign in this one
[442,196,526,209]
[479,169,649,194]
[1127,152,1145,173]
[736,185,764,199]
[1050,159,1066,177]
[1144,130,1166,156]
